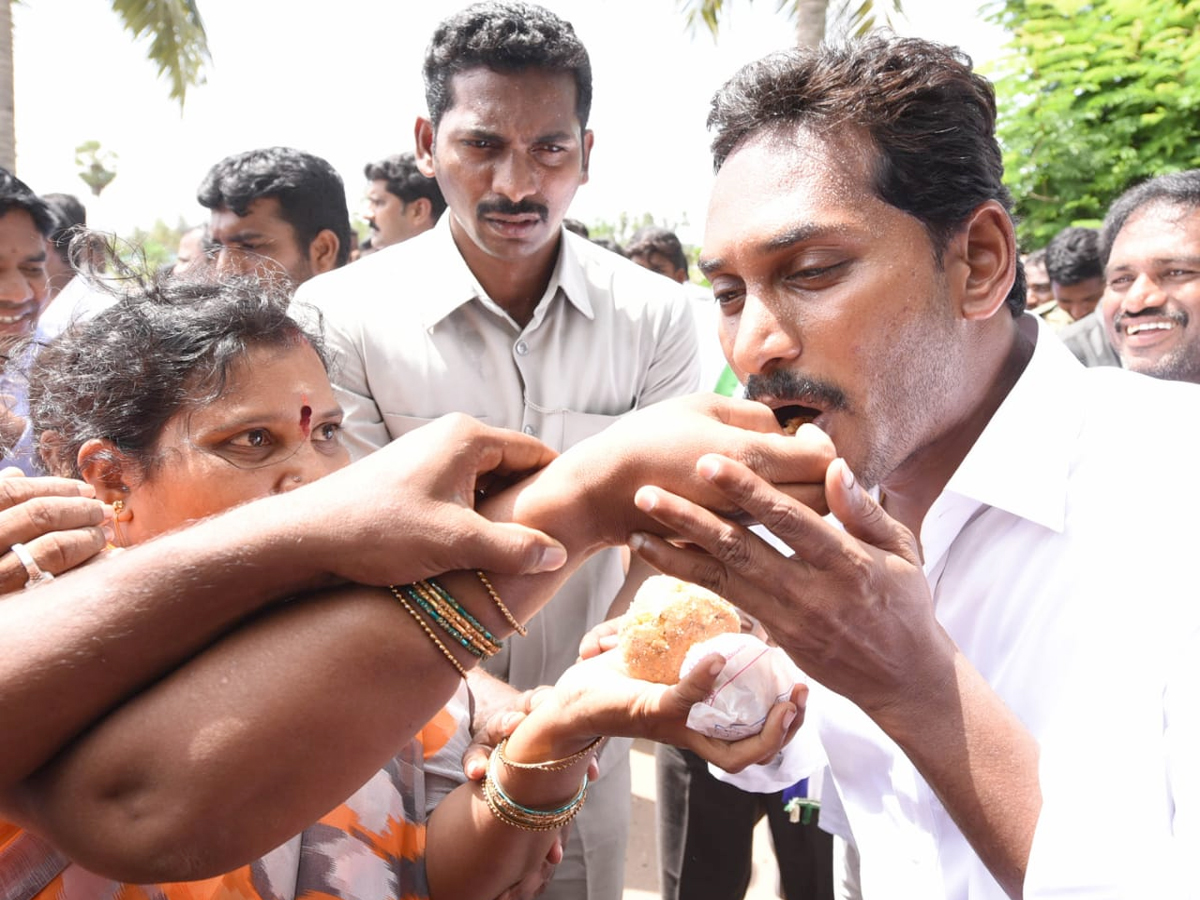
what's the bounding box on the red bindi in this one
[299,404,312,438]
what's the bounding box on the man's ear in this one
[309,229,341,275]
[415,117,436,177]
[948,200,1017,321]
[408,196,434,227]
[76,438,137,503]
[580,129,594,185]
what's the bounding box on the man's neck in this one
[880,315,1037,538]
[450,219,562,329]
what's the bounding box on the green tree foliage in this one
[989,0,1200,249]
[587,212,708,282]
[123,217,192,274]
[75,140,118,197]
[587,211,686,247]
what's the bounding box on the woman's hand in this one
[533,647,805,774]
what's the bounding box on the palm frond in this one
[109,0,211,107]
[830,0,907,39]
[677,0,906,44]
[678,0,734,40]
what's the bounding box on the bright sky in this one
[12,0,1006,245]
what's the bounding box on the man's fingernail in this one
[634,487,657,512]
[708,657,725,677]
[502,711,523,730]
[838,458,856,492]
[629,532,647,551]
[534,543,567,572]
[698,456,720,480]
[783,706,797,731]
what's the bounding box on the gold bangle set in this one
[483,739,592,831]
[495,735,606,773]
[389,572,526,679]
[390,566,593,831]
[391,586,468,678]
[407,579,503,659]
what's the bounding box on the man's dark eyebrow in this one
[534,131,576,145]
[698,223,834,277]
[697,255,725,278]
[461,126,577,146]
[23,249,47,264]
[462,127,505,143]
[221,230,268,245]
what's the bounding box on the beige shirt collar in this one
[420,215,596,331]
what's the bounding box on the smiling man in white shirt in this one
[1099,168,1200,386]
[625,36,1200,899]
[293,4,697,898]
[0,170,56,474]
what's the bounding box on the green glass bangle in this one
[409,580,502,657]
[427,577,498,644]
[404,584,487,659]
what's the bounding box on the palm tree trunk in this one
[0,1,13,173]
[794,0,827,47]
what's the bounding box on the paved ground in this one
[623,739,781,900]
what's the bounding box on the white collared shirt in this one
[295,217,699,689]
[720,318,1200,898]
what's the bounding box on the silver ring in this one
[10,541,54,589]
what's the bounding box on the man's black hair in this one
[562,218,589,239]
[1100,169,1200,266]
[363,152,447,221]
[197,147,353,268]
[423,2,592,131]
[707,36,1026,315]
[1044,227,1102,287]
[627,227,688,275]
[42,193,87,264]
[0,169,56,238]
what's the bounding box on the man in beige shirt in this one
[295,4,697,898]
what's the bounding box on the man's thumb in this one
[466,522,568,576]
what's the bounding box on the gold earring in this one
[111,499,128,547]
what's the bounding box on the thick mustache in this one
[1113,307,1188,330]
[745,370,848,411]
[477,199,549,222]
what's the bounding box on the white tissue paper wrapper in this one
[680,632,800,740]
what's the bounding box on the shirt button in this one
[515,340,529,356]
[523,424,537,436]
